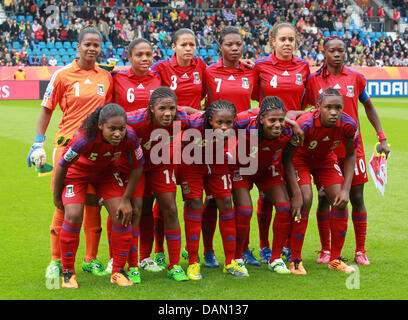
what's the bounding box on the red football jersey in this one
[126,107,194,170]
[150,54,207,109]
[254,52,310,111]
[58,126,144,178]
[237,115,294,172]
[112,68,161,111]
[292,109,358,161]
[302,66,370,158]
[204,58,259,113]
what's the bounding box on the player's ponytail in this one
[256,96,286,140]
[204,100,237,130]
[80,103,127,139]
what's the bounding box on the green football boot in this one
[82,259,108,276]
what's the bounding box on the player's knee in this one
[349,191,365,209]
[186,198,203,211]
[216,197,232,211]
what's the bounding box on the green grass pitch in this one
[0,98,407,300]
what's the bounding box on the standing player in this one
[27,26,113,278]
[53,103,144,288]
[232,96,302,274]
[148,28,208,269]
[243,22,311,265]
[105,38,162,274]
[302,37,390,266]
[112,38,161,110]
[287,87,358,274]
[126,87,191,282]
[199,26,259,267]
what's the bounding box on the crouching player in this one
[53,103,144,288]
[179,100,249,280]
[287,87,357,274]
[232,96,302,274]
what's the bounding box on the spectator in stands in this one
[393,8,401,32]
[49,55,58,66]
[40,53,49,66]
[30,53,40,66]
[378,6,385,32]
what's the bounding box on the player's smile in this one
[260,110,285,139]
[150,97,177,127]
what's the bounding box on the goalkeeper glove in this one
[27,134,46,169]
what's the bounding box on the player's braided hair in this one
[128,38,153,55]
[318,87,343,105]
[78,25,102,43]
[204,100,237,130]
[147,86,178,122]
[79,103,127,139]
[256,96,286,140]
[317,36,345,79]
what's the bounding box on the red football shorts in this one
[294,156,344,189]
[178,163,231,200]
[143,165,177,198]
[62,170,125,205]
[120,170,146,198]
[231,164,285,193]
[337,155,368,186]
[52,146,96,195]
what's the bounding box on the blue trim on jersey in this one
[254,56,270,65]
[341,113,358,129]
[71,136,94,153]
[300,117,315,132]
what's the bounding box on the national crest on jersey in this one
[295,73,303,85]
[97,84,105,96]
[346,85,354,97]
[193,72,201,84]
[242,77,249,89]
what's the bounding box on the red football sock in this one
[164,228,182,270]
[219,208,236,265]
[183,205,203,264]
[235,206,253,258]
[257,196,273,249]
[153,202,165,254]
[330,208,349,260]
[110,222,132,274]
[271,202,292,261]
[202,198,218,253]
[316,211,331,252]
[59,220,82,273]
[139,210,154,261]
[352,211,367,253]
[128,226,140,268]
[289,211,310,261]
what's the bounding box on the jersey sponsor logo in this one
[193,72,201,84]
[228,75,236,81]
[65,185,75,198]
[282,70,290,76]
[242,77,249,89]
[137,83,145,89]
[63,148,78,162]
[97,84,105,96]
[346,85,354,97]
[295,74,303,85]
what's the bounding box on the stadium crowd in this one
[1,0,408,67]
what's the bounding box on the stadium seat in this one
[39,42,46,48]
[323,31,330,38]
[382,32,388,38]
[26,16,33,23]
[207,49,215,57]
[71,41,78,49]
[375,32,381,39]
[331,31,338,36]
[199,48,207,57]
[47,42,54,49]
[41,48,50,55]
[17,15,25,23]
[105,41,112,47]
[338,31,344,38]
[63,42,71,49]
[67,48,75,56]
[50,48,58,55]
[59,48,66,55]
[166,48,174,56]
[55,42,63,49]
[57,62,64,66]
[117,47,125,56]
